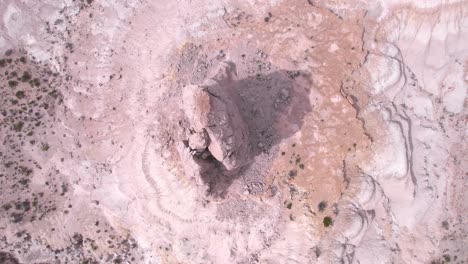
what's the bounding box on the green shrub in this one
[12,121,24,132]
[323,216,332,227]
[40,143,50,151]
[443,254,451,262]
[15,91,25,99]
[21,71,31,82]
[32,78,40,87]
[8,80,18,88]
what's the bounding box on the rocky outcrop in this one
[181,61,250,172]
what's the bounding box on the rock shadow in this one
[197,69,313,198]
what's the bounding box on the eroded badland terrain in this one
[0,0,467,263]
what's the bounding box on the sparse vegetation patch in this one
[323,216,333,227]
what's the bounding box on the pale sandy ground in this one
[0,0,466,263]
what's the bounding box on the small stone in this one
[188,130,208,152]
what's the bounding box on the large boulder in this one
[182,61,250,171]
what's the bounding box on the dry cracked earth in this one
[0,0,467,263]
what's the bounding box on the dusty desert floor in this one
[0,0,467,263]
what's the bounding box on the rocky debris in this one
[181,61,250,172]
